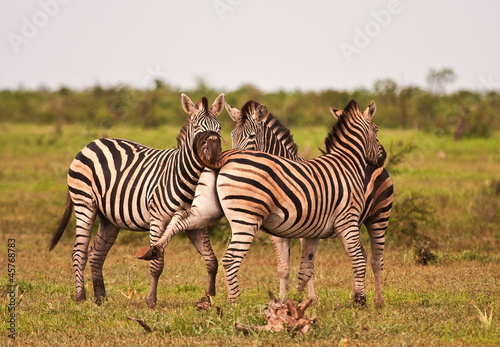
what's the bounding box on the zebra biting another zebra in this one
[142,99,391,306]
[49,93,225,309]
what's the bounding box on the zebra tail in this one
[49,191,73,252]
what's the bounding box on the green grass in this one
[1,122,499,346]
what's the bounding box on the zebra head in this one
[181,93,224,165]
[228,100,300,159]
[361,101,386,167]
[227,100,266,151]
[328,100,385,168]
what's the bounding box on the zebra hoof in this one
[136,246,157,260]
[75,291,86,303]
[354,294,367,307]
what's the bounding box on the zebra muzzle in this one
[205,134,222,163]
[194,131,222,165]
[135,245,162,261]
[377,145,387,167]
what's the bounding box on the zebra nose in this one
[205,133,222,163]
[377,146,387,167]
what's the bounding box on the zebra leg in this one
[71,202,97,302]
[146,219,166,310]
[270,235,290,299]
[185,228,218,298]
[88,214,120,305]
[146,255,164,310]
[366,221,387,308]
[350,243,367,303]
[137,169,223,261]
[222,225,258,304]
[306,271,316,298]
[337,225,367,306]
[297,238,320,298]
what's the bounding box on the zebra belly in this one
[261,213,337,239]
[98,199,151,231]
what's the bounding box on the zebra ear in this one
[329,107,343,121]
[210,93,225,117]
[181,93,199,117]
[254,105,268,122]
[225,102,242,122]
[362,101,376,121]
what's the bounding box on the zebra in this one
[230,100,393,306]
[140,99,391,305]
[135,100,301,263]
[49,93,225,309]
[135,99,304,295]
[211,99,385,304]
[324,106,393,306]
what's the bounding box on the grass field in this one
[1,122,499,346]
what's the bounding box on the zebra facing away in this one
[230,101,393,306]
[49,93,225,309]
[213,99,385,304]
[141,99,386,301]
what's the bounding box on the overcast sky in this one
[1,0,499,92]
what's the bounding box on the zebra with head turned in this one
[229,100,393,306]
[49,93,225,309]
[211,99,385,304]
[325,106,393,306]
[140,99,391,306]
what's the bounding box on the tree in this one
[426,68,456,95]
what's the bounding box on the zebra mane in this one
[239,100,259,120]
[176,118,191,149]
[240,100,299,157]
[324,99,362,154]
[198,96,209,111]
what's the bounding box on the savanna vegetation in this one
[1,70,499,345]
[1,68,499,139]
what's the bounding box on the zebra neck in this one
[329,141,367,180]
[168,142,205,186]
[263,128,299,160]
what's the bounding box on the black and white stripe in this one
[231,101,393,306]
[49,93,224,309]
[213,99,384,304]
[143,99,392,305]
